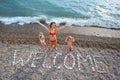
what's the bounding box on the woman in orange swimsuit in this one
[36,21,69,51]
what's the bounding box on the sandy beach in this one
[0,23,120,80]
[0,23,120,49]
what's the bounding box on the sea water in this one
[0,0,120,28]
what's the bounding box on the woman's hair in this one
[65,36,75,42]
[50,22,56,28]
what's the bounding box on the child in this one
[39,32,47,49]
[65,36,75,51]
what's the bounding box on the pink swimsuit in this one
[40,38,46,44]
[67,41,72,47]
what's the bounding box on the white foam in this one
[0,16,120,28]
[48,17,120,28]
[0,16,46,25]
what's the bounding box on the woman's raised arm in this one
[56,24,70,32]
[36,21,49,31]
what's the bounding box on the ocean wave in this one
[0,0,120,29]
[0,17,39,25]
[0,16,120,28]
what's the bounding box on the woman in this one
[36,21,69,51]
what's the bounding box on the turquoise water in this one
[0,0,120,28]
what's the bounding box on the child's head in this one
[65,36,74,42]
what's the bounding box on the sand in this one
[61,26,120,38]
[0,23,120,50]
[0,23,120,80]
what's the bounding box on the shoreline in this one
[1,23,120,38]
[1,21,120,30]
[72,24,120,30]
[0,23,120,50]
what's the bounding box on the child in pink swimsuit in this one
[39,32,47,49]
[65,36,75,51]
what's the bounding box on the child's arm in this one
[73,38,75,42]
[56,24,70,32]
[36,21,49,31]
[65,37,68,42]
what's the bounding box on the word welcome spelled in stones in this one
[12,49,109,73]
